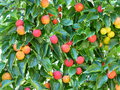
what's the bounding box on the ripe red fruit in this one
[50,35,58,44]
[32,29,42,37]
[88,35,97,43]
[16,20,24,27]
[74,3,84,12]
[52,19,58,24]
[76,56,84,64]
[24,87,31,90]
[48,13,54,17]
[64,59,74,67]
[41,15,50,24]
[107,70,117,79]
[58,6,62,12]
[53,71,62,80]
[76,67,82,75]
[61,44,70,53]
[66,41,73,46]
[97,6,103,13]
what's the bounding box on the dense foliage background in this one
[0,0,120,90]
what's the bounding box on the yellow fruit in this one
[62,76,70,83]
[100,28,107,35]
[104,45,109,50]
[2,72,12,80]
[115,25,120,29]
[17,26,25,35]
[105,27,111,33]
[107,31,115,38]
[103,37,110,44]
[48,71,53,76]
[116,84,120,90]
[16,51,25,60]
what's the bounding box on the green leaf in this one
[1,80,13,88]
[2,42,10,54]
[50,79,61,90]
[15,76,24,87]
[0,62,5,73]
[61,19,73,26]
[65,0,72,6]
[46,7,58,16]
[71,48,78,60]
[103,15,111,27]
[96,75,108,89]
[68,67,76,76]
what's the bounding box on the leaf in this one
[15,76,24,87]
[103,15,111,27]
[46,7,58,16]
[50,79,61,90]
[65,0,72,6]
[2,42,10,54]
[1,80,13,88]
[79,74,87,85]
[0,62,5,73]
[68,67,76,76]
[96,75,108,89]
[71,48,78,60]
[61,19,73,26]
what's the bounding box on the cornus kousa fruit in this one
[76,56,84,64]
[58,6,62,12]
[52,19,58,24]
[116,84,120,90]
[74,3,84,12]
[64,59,74,67]
[66,41,73,46]
[88,35,97,43]
[61,44,70,53]
[16,51,25,60]
[24,87,31,90]
[50,35,58,44]
[53,71,62,80]
[44,83,50,89]
[41,0,49,8]
[97,6,103,12]
[2,72,12,80]
[107,70,117,79]
[114,17,120,29]
[62,75,70,83]
[15,19,24,27]
[17,26,25,35]
[22,46,31,54]
[41,15,50,24]
[32,29,41,37]
[13,44,22,51]
[76,67,82,75]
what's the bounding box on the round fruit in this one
[88,35,97,43]
[105,27,111,33]
[15,19,24,27]
[44,83,50,88]
[22,46,31,54]
[58,6,62,12]
[103,37,110,44]
[107,31,115,38]
[61,44,70,53]
[62,76,70,83]
[76,67,82,75]
[114,17,120,26]
[74,3,84,12]
[41,15,50,24]
[100,28,107,35]
[16,51,25,60]
[76,56,84,64]
[17,26,25,35]
[53,71,62,80]
[66,41,73,46]
[24,87,31,90]
[97,6,103,12]
[107,70,117,79]
[32,29,41,37]
[2,72,12,80]
[52,19,58,24]
[50,35,58,44]
[13,44,22,51]
[64,59,74,67]
[115,84,120,90]
[115,25,120,29]
[41,0,49,8]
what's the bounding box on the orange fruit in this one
[44,83,50,88]
[107,70,117,79]
[41,0,49,8]
[58,6,62,12]
[115,84,120,90]
[74,3,84,12]
[61,44,70,53]
[13,44,22,51]
[17,26,25,35]
[22,46,31,54]
[99,42,103,47]
[114,17,120,26]
[62,76,70,83]
[16,51,25,60]
[2,72,12,80]
[41,15,50,24]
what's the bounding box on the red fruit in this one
[107,70,117,79]
[41,15,50,24]
[66,41,73,46]
[16,20,24,27]
[53,71,62,80]
[27,43,31,46]
[97,6,103,13]
[102,62,105,66]
[76,67,82,75]
[32,29,41,37]
[74,3,84,12]
[58,6,62,12]
[52,19,58,24]
[24,87,31,90]
[61,44,70,53]
[76,56,84,64]
[50,35,58,44]
[88,35,97,43]
[64,59,74,67]
[48,13,54,17]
